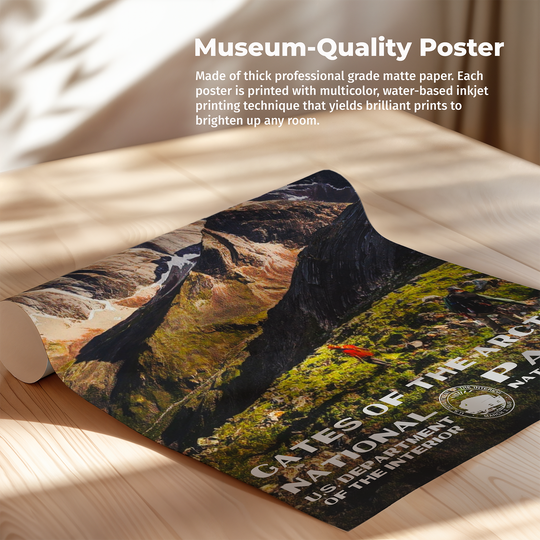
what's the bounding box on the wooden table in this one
[1,110,540,539]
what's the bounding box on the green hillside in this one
[192,262,540,527]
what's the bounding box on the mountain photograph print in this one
[7,171,540,530]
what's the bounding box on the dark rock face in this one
[161,201,441,450]
[260,200,438,335]
[202,200,349,250]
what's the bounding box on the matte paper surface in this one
[5,171,540,530]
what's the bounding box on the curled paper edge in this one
[0,301,54,383]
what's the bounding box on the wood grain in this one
[1,110,540,539]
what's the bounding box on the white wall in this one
[0,0,538,172]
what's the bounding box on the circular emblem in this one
[439,385,514,419]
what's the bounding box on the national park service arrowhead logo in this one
[439,385,515,419]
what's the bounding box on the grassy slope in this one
[192,262,540,527]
